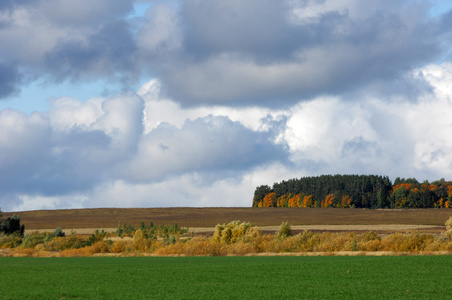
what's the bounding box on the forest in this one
[252,175,452,209]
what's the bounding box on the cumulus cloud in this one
[0,94,144,209]
[125,115,288,183]
[3,62,452,211]
[0,85,289,210]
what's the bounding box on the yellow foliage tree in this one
[288,194,300,207]
[321,194,335,208]
[133,228,147,251]
[263,192,276,207]
[303,195,315,207]
[277,194,291,207]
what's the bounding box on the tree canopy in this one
[253,175,452,209]
[0,213,25,236]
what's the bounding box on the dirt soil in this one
[6,207,452,230]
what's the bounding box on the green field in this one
[1,256,451,299]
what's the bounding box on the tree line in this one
[252,175,452,209]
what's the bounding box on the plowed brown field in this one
[4,207,451,235]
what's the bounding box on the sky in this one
[1,0,452,211]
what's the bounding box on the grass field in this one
[1,256,451,299]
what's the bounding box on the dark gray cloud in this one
[38,0,134,28]
[159,0,445,106]
[341,136,381,158]
[0,63,21,98]
[45,20,138,83]
[181,0,299,60]
[0,0,34,10]
[2,0,451,107]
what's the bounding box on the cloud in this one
[0,94,144,209]
[159,0,445,106]
[2,1,452,211]
[2,0,451,106]
[3,61,452,211]
[136,3,182,58]
[44,20,138,83]
[0,0,34,11]
[0,63,21,98]
[36,0,134,28]
[0,87,289,210]
[125,115,288,182]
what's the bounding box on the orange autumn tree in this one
[302,195,315,207]
[340,195,353,208]
[288,194,300,207]
[262,192,276,207]
[277,194,291,207]
[321,194,335,208]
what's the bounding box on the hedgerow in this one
[2,218,452,257]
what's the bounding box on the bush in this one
[132,229,153,251]
[21,233,46,249]
[445,216,452,239]
[85,230,106,246]
[44,234,87,251]
[213,220,258,244]
[0,215,25,236]
[0,233,23,248]
[54,227,65,237]
[275,222,292,239]
[111,240,130,253]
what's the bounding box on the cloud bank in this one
[1,0,452,210]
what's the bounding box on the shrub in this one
[379,233,434,252]
[21,233,46,249]
[445,216,452,239]
[275,222,292,239]
[54,227,65,237]
[361,231,381,242]
[111,240,131,253]
[291,230,319,252]
[0,233,23,248]
[85,230,106,246]
[213,220,258,244]
[132,229,153,251]
[44,234,87,251]
[90,240,113,254]
[184,236,227,256]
